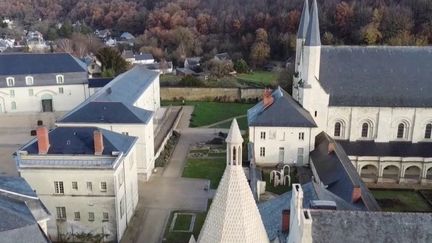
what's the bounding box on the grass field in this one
[371,190,432,212]
[163,210,207,243]
[210,116,248,130]
[173,214,193,231]
[161,101,253,127]
[237,71,277,85]
[262,169,299,195]
[182,158,226,189]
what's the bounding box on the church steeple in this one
[197,119,269,243]
[297,0,310,39]
[305,0,321,46]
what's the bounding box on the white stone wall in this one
[0,84,89,114]
[249,126,314,166]
[326,106,432,143]
[18,150,138,242]
[134,76,160,112]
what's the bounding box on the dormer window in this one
[56,75,64,84]
[6,77,14,87]
[25,76,34,85]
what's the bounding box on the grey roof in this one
[319,46,432,107]
[258,182,318,242]
[310,210,432,243]
[0,176,37,198]
[59,65,158,123]
[304,0,320,46]
[297,0,310,39]
[310,132,380,211]
[339,140,432,158]
[21,127,137,156]
[59,101,153,124]
[0,53,86,75]
[247,87,317,127]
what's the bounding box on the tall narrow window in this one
[102,212,109,221]
[260,147,265,157]
[54,181,64,194]
[361,123,369,138]
[56,207,66,220]
[28,89,34,96]
[72,181,78,190]
[260,132,266,140]
[232,147,237,165]
[299,132,305,140]
[74,212,80,221]
[397,123,405,139]
[58,87,64,94]
[88,212,95,221]
[6,77,14,86]
[56,75,64,84]
[9,90,15,97]
[425,124,432,139]
[25,76,34,85]
[100,182,107,192]
[334,122,341,137]
[87,182,92,191]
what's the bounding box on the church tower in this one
[197,119,269,243]
[295,0,310,74]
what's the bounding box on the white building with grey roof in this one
[15,126,139,242]
[251,0,432,186]
[0,53,89,114]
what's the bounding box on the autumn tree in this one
[250,28,270,67]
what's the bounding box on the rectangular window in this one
[56,207,66,220]
[59,87,64,94]
[299,132,305,140]
[56,75,64,84]
[88,212,95,221]
[9,90,15,97]
[102,212,109,222]
[100,182,107,192]
[74,212,80,221]
[260,132,266,140]
[120,196,125,218]
[87,182,92,191]
[260,147,266,157]
[72,181,78,190]
[54,181,64,194]
[28,89,34,96]
[25,76,34,85]
[6,77,14,87]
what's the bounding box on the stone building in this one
[0,53,89,113]
[15,126,139,242]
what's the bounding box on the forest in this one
[1,0,432,64]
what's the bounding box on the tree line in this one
[2,0,432,65]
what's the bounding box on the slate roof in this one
[310,210,432,243]
[59,102,153,124]
[0,176,50,243]
[21,127,137,156]
[135,53,154,61]
[247,87,317,127]
[0,53,86,75]
[338,140,432,158]
[305,0,320,46]
[88,77,113,88]
[59,65,158,123]
[310,132,380,211]
[297,0,310,39]
[319,46,432,107]
[258,182,318,242]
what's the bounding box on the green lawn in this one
[237,71,277,85]
[173,214,193,231]
[262,168,299,195]
[182,158,226,189]
[163,211,207,243]
[372,190,432,212]
[210,116,248,130]
[161,101,253,127]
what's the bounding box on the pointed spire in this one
[305,0,321,46]
[226,119,243,144]
[297,0,310,39]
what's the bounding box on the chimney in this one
[282,209,290,233]
[352,186,362,203]
[36,126,50,154]
[328,142,336,154]
[262,88,274,108]
[94,130,104,155]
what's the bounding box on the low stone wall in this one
[160,87,264,101]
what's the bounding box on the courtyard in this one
[371,189,432,212]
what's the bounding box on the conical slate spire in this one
[305,0,321,46]
[297,0,310,39]
[225,119,243,144]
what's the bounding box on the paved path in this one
[121,106,228,243]
[201,114,247,128]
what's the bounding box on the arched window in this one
[334,122,342,137]
[232,147,236,165]
[425,124,432,139]
[397,123,405,139]
[361,123,369,138]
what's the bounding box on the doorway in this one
[41,94,53,112]
[279,147,285,163]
